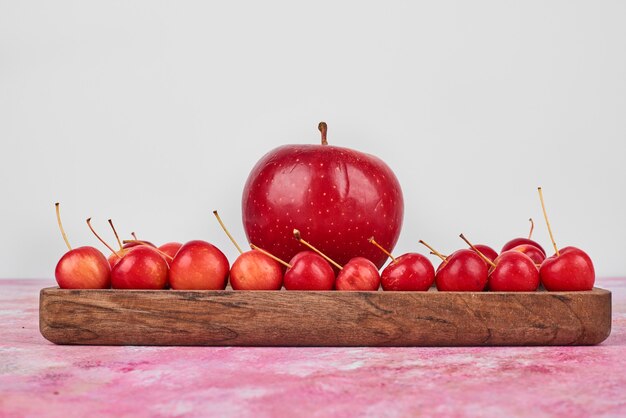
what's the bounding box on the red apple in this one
[540,246,595,291]
[510,244,545,265]
[169,240,229,290]
[474,244,498,264]
[111,246,168,289]
[242,122,404,270]
[501,218,546,255]
[435,249,488,292]
[501,238,545,255]
[55,246,111,289]
[107,249,129,268]
[335,257,381,291]
[230,250,283,290]
[488,251,540,291]
[158,242,183,262]
[284,251,335,290]
[380,253,435,291]
[535,188,595,291]
[53,204,111,289]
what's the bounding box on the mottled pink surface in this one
[1,279,625,418]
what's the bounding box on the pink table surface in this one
[1,279,625,418]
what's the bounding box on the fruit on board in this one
[434,249,488,291]
[474,244,498,263]
[488,251,540,291]
[111,245,169,289]
[169,240,229,290]
[229,249,283,290]
[242,122,404,270]
[54,204,111,289]
[510,244,545,265]
[55,246,111,289]
[335,257,381,291]
[212,210,284,290]
[158,242,183,262]
[420,240,488,292]
[501,218,546,255]
[540,247,595,291]
[293,229,380,291]
[461,233,539,292]
[536,187,595,291]
[283,251,335,290]
[369,237,434,291]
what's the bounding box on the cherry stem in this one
[108,219,123,250]
[459,233,497,268]
[293,228,343,270]
[131,232,138,241]
[54,203,72,251]
[318,122,328,145]
[430,251,448,259]
[538,187,559,257]
[368,236,396,263]
[86,218,121,258]
[212,210,243,254]
[528,218,535,240]
[122,239,151,245]
[418,240,446,261]
[123,239,174,261]
[250,244,292,268]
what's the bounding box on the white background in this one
[1,1,625,278]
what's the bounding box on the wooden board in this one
[39,287,612,346]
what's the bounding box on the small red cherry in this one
[54,204,110,289]
[369,237,434,291]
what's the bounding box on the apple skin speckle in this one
[241,143,404,269]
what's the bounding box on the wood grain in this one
[39,287,612,346]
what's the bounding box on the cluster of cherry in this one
[54,188,594,292]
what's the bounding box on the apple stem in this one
[250,244,292,268]
[318,122,328,145]
[86,218,122,258]
[528,218,535,240]
[108,219,124,251]
[212,210,243,254]
[368,236,396,263]
[538,187,560,257]
[122,239,151,245]
[418,240,446,261]
[131,232,138,241]
[54,203,72,251]
[430,251,448,259]
[459,233,497,268]
[122,240,174,261]
[293,228,343,270]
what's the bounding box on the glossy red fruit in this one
[435,249,488,292]
[510,244,545,265]
[242,122,403,270]
[381,253,435,291]
[107,249,129,268]
[539,246,595,291]
[169,240,229,290]
[501,238,545,256]
[55,246,111,289]
[488,251,540,291]
[111,246,168,289]
[230,250,283,290]
[158,242,183,263]
[335,257,380,291]
[474,244,498,263]
[284,251,335,290]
